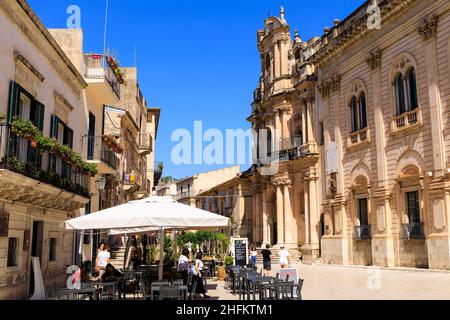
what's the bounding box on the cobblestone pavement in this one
[204,263,450,300]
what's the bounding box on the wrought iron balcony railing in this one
[0,124,90,197]
[85,136,120,171]
[84,54,121,99]
[355,225,371,240]
[403,223,425,240]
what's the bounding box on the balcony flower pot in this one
[31,140,37,149]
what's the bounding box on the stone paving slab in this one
[203,263,450,300]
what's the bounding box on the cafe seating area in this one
[225,266,304,301]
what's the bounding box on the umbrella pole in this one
[173,230,177,269]
[159,227,164,280]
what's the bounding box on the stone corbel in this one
[366,48,382,70]
[14,52,45,82]
[271,175,292,187]
[273,105,292,116]
[417,14,438,41]
[331,74,341,92]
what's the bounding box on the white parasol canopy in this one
[65,196,230,231]
[65,196,230,280]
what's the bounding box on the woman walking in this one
[178,248,190,285]
[193,252,210,299]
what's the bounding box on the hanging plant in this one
[10,118,98,177]
[0,112,6,123]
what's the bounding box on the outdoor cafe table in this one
[150,284,188,300]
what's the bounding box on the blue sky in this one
[28,0,364,179]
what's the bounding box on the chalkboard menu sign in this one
[233,238,248,267]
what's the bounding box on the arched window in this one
[395,74,406,115]
[350,96,358,133]
[359,93,367,130]
[407,68,418,111]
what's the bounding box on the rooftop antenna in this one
[102,0,109,67]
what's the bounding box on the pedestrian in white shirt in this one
[96,245,110,276]
[279,246,290,269]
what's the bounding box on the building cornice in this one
[310,0,420,66]
[6,0,87,90]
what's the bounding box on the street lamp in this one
[95,175,106,191]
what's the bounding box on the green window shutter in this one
[50,115,58,138]
[7,81,19,122]
[37,102,45,131]
[64,127,74,148]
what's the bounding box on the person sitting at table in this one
[102,264,125,298]
[193,252,210,299]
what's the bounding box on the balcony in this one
[176,191,192,201]
[84,54,122,102]
[354,225,372,240]
[348,127,370,148]
[0,124,90,208]
[403,223,425,240]
[392,108,422,134]
[85,136,120,174]
[139,133,152,156]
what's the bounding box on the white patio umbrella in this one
[65,196,230,279]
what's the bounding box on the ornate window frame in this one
[390,53,423,135]
[346,79,370,149]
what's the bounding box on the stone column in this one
[272,177,285,247]
[262,189,269,245]
[418,16,445,177]
[367,48,395,267]
[303,179,310,244]
[283,182,296,247]
[252,188,257,243]
[308,169,320,246]
[274,41,280,78]
[255,187,263,245]
[301,103,307,145]
[306,98,315,147]
[274,110,282,152]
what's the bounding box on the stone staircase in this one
[109,246,128,269]
[256,247,303,264]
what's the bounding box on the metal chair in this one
[273,281,295,300]
[295,278,304,300]
[172,279,184,286]
[100,282,118,300]
[159,286,182,300]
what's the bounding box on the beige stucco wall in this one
[0,0,89,299]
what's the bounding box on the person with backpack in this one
[178,248,190,285]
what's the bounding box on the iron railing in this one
[85,136,120,170]
[403,223,425,240]
[0,124,90,197]
[175,191,192,200]
[355,225,371,240]
[84,54,121,99]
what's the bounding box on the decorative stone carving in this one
[273,105,292,116]
[366,48,382,70]
[303,168,319,182]
[417,14,438,41]
[331,74,341,92]
[319,74,341,98]
[272,176,292,187]
[318,80,331,98]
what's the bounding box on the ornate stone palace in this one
[248,0,450,269]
